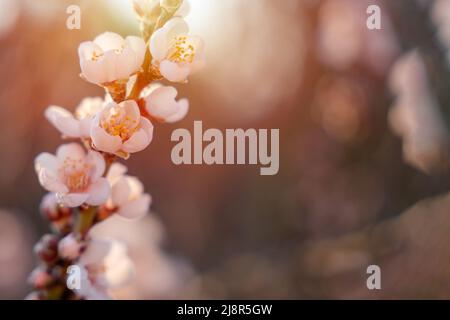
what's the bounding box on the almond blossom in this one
[74,238,134,300]
[105,163,152,219]
[150,17,205,82]
[30,0,203,300]
[143,84,188,123]
[35,143,110,207]
[90,100,154,158]
[78,32,146,85]
[45,97,104,139]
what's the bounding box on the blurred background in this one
[2,0,450,299]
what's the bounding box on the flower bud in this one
[28,267,54,289]
[40,193,72,234]
[160,0,183,13]
[133,0,161,19]
[34,234,59,264]
[58,233,82,260]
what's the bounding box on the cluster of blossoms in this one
[28,0,204,300]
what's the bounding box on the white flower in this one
[75,238,134,299]
[58,233,82,260]
[105,163,151,219]
[35,143,110,207]
[143,84,188,123]
[78,32,146,85]
[45,97,104,139]
[150,17,205,82]
[90,100,154,158]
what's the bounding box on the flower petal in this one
[75,97,104,119]
[120,100,141,124]
[45,106,81,138]
[163,17,189,41]
[86,151,106,181]
[86,178,110,206]
[150,17,189,63]
[80,57,110,85]
[125,36,146,68]
[150,28,169,62]
[93,32,124,52]
[35,153,59,176]
[159,60,190,82]
[80,238,112,265]
[113,46,140,81]
[79,117,94,138]
[111,176,132,207]
[106,163,128,184]
[145,85,189,122]
[145,85,178,119]
[100,241,134,287]
[59,192,90,207]
[78,41,103,61]
[126,176,144,197]
[100,257,134,288]
[35,153,67,193]
[56,143,86,161]
[90,123,122,154]
[102,50,120,83]
[122,118,153,153]
[165,98,189,123]
[117,194,151,219]
[58,233,82,260]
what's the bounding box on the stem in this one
[127,5,176,101]
[128,48,154,101]
[29,0,186,301]
[74,206,98,238]
[45,284,65,300]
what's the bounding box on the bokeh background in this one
[2,0,450,299]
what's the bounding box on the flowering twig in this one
[28,0,204,300]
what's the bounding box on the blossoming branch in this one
[28,0,204,300]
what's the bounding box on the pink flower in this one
[35,143,110,207]
[143,84,189,123]
[90,100,153,158]
[78,32,146,85]
[45,97,104,139]
[74,238,134,299]
[105,163,152,219]
[150,17,205,82]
